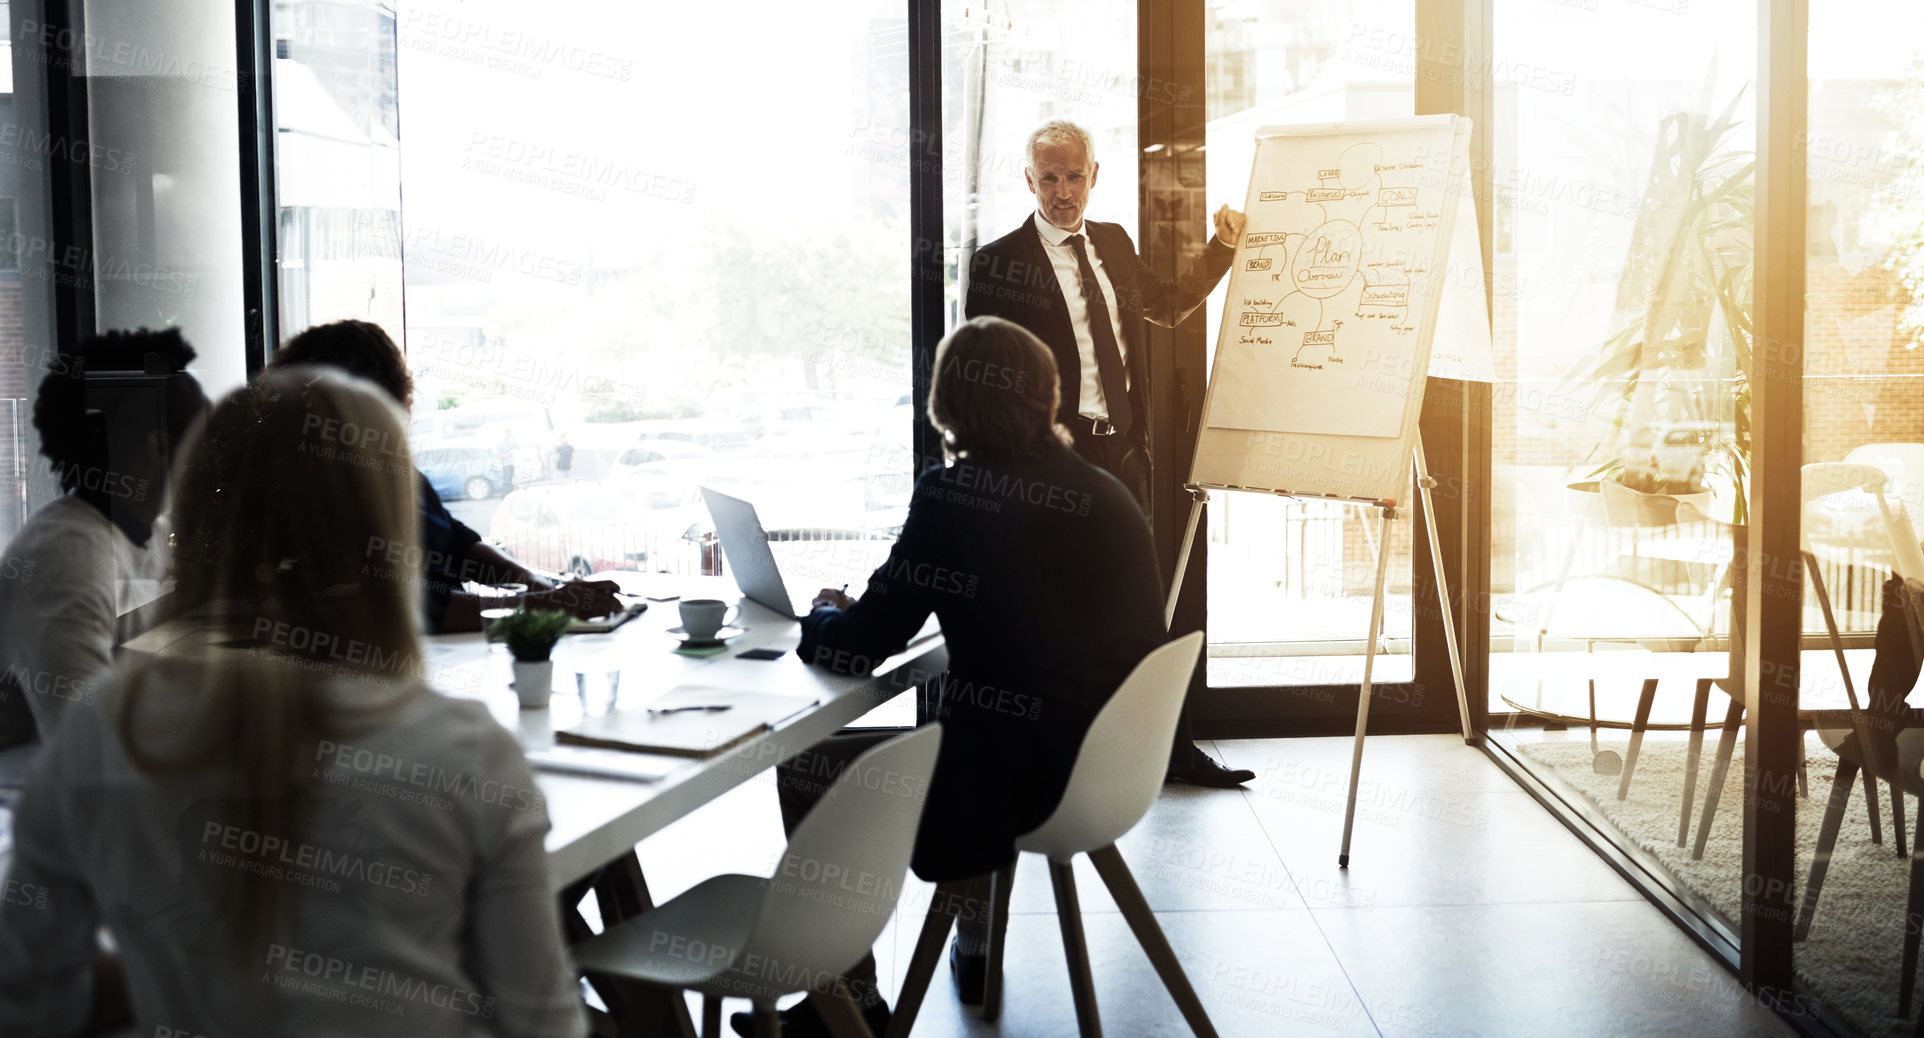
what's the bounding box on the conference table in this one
[117,576,945,895]
[423,576,947,893]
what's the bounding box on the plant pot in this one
[512,659,554,709]
[1566,478,1714,527]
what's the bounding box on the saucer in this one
[667,625,745,646]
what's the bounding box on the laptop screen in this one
[700,487,803,618]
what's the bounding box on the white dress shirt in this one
[1032,211,1131,421]
[0,495,168,753]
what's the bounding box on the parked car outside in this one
[630,418,755,456]
[417,437,512,501]
[488,483,699,578]
[413,399,555,482]
[611,439,714,480]
[1621,420,1733,492]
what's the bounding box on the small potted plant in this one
[493,608,574,709]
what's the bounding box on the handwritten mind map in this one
[1204,120,1467,439]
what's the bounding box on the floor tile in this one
[1000,783,1306,917]
[1223,741,1636,909]
[1314,901,1793,1037]
[892,909,1374,1038]
[640,734,1806,1037]
[1216,733,1518,795]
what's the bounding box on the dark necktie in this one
[1064,233,1133,435]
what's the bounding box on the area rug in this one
[1517,737,1918,1038]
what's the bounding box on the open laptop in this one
[700,487,817,619]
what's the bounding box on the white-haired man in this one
[964,119,1252,788]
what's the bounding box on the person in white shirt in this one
[0,328,207,761]
[0,368,585,1037]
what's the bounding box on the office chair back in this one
[1017,632,1205,862]
[1802,461,1892,555]
[738,723,943,984]
[1869,487,1924,585]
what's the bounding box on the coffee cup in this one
[679,599,736,641]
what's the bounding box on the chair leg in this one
[1679,678,1712,847]
[1902,844,1924,1018]
[816,978,877,1038]
[884,881,963,1038]
[1693,698,1747,861]
[1588,678,1600,754]
[752,1001,781,1038]
[701,996,721,1038]
[1899,785,1911,859]
[1866,761,1887,847]
[1048,859,1103,1038]
[1795,759,1860,943]
[982,863,1016,1022]
[1087,845,1220,1038]
[1797,735,1809,800]
[1618,678,1659,800]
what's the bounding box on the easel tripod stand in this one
[1163,436,1475,867]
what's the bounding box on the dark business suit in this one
[964,215,1233,510]
[791,444,1166,882]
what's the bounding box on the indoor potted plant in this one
[1566,84,1754,528]
[494,608,574,709]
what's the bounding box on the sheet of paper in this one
[1426,186,1495,383]
[1205,119,1466,435]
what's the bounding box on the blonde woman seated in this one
[0,369,585,1037]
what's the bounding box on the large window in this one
[1790,2,1924,1031]
[1202,0,1416,687]
[1483,0,1762,969]
[941,0,1138,323]
[2,0,247,550]
[0,2,25,546]
[271,0,915,595]
[271,0,403,344]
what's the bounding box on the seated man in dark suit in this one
[268,320,619,631]
[734,316,1169,1038]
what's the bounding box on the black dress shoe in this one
[729,995,891,1038]
[950,939,987,1006]
[1166,745,1255,788]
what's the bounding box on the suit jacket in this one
[964,216,1234,442]
[798,444,1167,881]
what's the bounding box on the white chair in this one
[1802,463,1904,846]
[1681,486,1896,862]
[1798,473,1924,945]
[886,632,1216,1038]
[573,725,943,1038]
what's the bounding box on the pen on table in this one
[648,704,733,715]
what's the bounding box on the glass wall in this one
[1483,0,1761,962]
[368,0,911,592]
[1789,2,1924,1032]
[941,4,1137,325]
[0,1,26,547]
[1202,0,1417,689]
[1,0,246,550]
[82,0,247,397]
[271,0,403,344]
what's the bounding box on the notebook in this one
[523,744,687,783]
[555,686,819,758]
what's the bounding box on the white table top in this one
[426,578,946,892]
[120,576,947,894]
